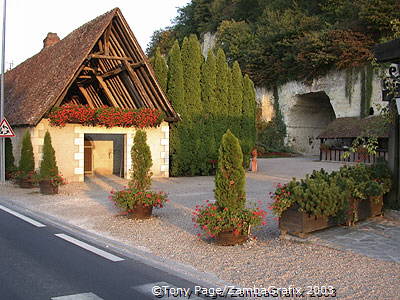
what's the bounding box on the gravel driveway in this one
[1,157,399,299]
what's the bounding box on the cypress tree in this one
[129,130,152,191]
[19,130,35,175]
[215,129,246,210]
[182,34,203,121]
[167,40,185,114]
[39,131,58,179]
[167,40,184,176]
[215,48,230,144]
[181,34,204,175]
[229,61,244,138]
[201,50,218,162]
[5,138,16,176]
[242,74,257,166]
[153,47,168,93]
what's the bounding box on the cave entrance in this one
[287,91,336,154]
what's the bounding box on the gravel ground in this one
[1,157,399,299]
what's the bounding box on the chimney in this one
[43,32,60,49]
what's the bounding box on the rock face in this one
[256,67,384,154]
[201,32,217,57]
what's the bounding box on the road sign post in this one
[0,0,7,183]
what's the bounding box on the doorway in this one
[84,134,125,177]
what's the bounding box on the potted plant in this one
[273,162,392,235]
[5,137,16,180]
[37,131,65,194]
[111,130,168,219]
[16,131,36,188]
[193,130,267,245]
[272,170,350,235]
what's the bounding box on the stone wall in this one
[256,67,384,154]
[11,119,170,182]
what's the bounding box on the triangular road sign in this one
[0,118,15,137]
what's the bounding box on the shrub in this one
[271,162,392,218]
[111,188,168,210]
[194,130,267,238]
[193,201,266,238]
[215,129,246,210]
[129,130,153,191]
[19,131,35,176]
[5,138,16,176]
[37,131,65,187]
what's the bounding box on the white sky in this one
[0,0,190,68]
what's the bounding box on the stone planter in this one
[128,203,153,219]
[279,204,336,236]
[18,178,35,189]
[39,180,59,195]
[215,230,248,246]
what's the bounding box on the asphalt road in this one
[0,204,206,300]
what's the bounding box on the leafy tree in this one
[5,138,16,175]
[215,20,253,65]
[215,129,246,210]
[19,131,35,175]
[39,131,58,179]
[146,28,176,57]
[129,130,152,190]
[152,47,168,92]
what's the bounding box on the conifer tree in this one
[39,131,58,179]
[215,48,230,143]
[229,61,244,138]
[129,130,152,191]
[167,41,185,114]
[167,40,184,176]
[215,129,246,210]
[241,74,257,167]
[182,34,203,121]
[19,130,35,175]
[153,47,168,93]
[181,34,204,175]
[201,50,218,161]
[243,74,257,153]
[5,138,16,175]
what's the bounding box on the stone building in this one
[257,67,384,155]
[4,8,178,182]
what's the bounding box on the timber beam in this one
[100,61,145,79]
[89,54,134,61]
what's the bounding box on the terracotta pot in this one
[18,178,35,189]
[128,203,153,219]
[39,180,59,195]
[215,230,248,246]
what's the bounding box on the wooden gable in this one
[59,10,177,121]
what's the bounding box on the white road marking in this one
[54,233,124,262]
[51,292,104,299]
[134,281,203,299]
[0,204,46,227]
